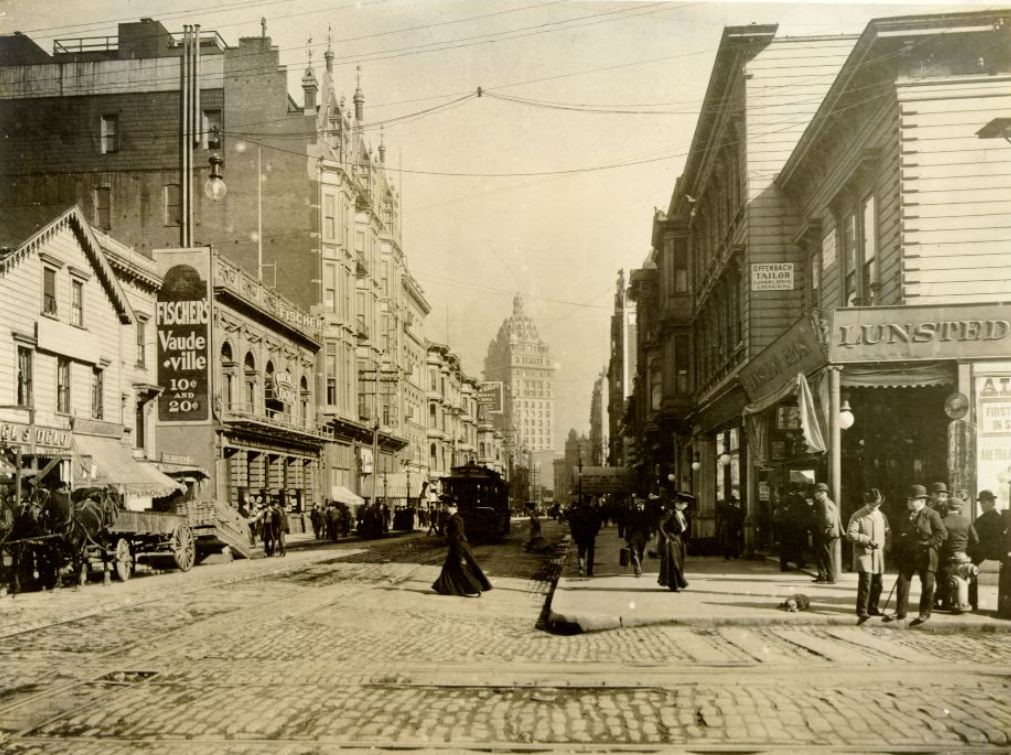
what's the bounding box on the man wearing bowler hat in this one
[928,482,950,514]
[846,488,891,623]
[811,482,841,584]
[885,484,947,625]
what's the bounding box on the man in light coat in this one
[846,488,891,623]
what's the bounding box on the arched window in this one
[300,376,310,427]
[221,342,235,409]
[244,352,257,410]
[429,443,437,469]
[264,360,278,418]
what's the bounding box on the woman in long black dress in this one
[657,493,692,592]
[432,503,492,597]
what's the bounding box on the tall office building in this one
[483,295,556,458]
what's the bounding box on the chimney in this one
[302,67,318,112]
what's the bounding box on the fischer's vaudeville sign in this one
[157,254,211,422]
[829,303,1011,363]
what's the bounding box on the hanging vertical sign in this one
[976,374,1011,510]
[156,250,211,422]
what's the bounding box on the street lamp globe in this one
[839,399,855,430]
[204,153,228,201]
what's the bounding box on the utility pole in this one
[577,450,583,502]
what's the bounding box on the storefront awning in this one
[744,373,826,463]
[153,461,209,478]
[360,473,424,499]
[330,485,364,507]
[840,362,954,388]
[73,435,184,497]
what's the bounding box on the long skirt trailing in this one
[657,535,688,591]
[433,545,493,596]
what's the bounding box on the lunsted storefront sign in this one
[155,249,212,422]
[830,303,1011,363]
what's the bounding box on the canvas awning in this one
[743,373,827,467]
[330,485,364,507]
[73,435,184,497]
[360,473,425,499]
[840,362,954,388]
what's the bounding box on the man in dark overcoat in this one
[568,496,601,577]
[969,490,1008,610]
[623,497,653,577]
[886,484,947,625]
[937,497,979,611]
[812,482,841,583]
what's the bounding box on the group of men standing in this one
[775,482,842,583]
[848,483,1008,625]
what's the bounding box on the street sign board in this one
[575,466,635,495]
[478,382,504,414]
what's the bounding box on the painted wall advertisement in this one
[478,381,504,414]
[155,250,211,422]
[976,374,1011,510]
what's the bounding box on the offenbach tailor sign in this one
[157,263,211,422]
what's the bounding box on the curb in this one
[545,609,1011,633]
[537,534,574,632]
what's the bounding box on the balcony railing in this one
[223,402,321,434]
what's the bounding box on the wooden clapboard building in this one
[0,205,181,505]
[776,9,1011,525]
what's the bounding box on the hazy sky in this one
[1,0,990,450]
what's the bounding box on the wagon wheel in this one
[171,524,196,572]
[113,537,133,582]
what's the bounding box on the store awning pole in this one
[829,365,842,582]
[15,447,21,507]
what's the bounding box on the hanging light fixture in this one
[204,153,228,201]
[718,452,731,467]
[839,397,855,430]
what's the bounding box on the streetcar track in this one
[0,559,429,741]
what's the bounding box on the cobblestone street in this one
[2,522,1011,753]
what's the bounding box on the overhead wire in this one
[11,0,682,93]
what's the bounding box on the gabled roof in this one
[779,9,1010,189]
[0,204,135,324]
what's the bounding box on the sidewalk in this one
[548,525,1010,633]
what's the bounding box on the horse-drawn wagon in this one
[1,480,198,592]
[101,506,196,581]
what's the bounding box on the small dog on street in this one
[779,594,811,612]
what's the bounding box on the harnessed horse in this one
[1,479,66,595]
